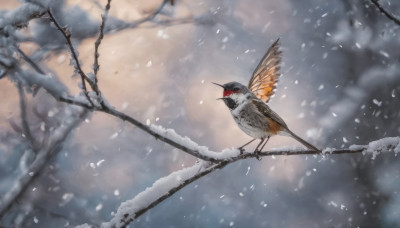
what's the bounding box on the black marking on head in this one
[222,97,238,110]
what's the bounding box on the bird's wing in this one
[252,98,287,129]
[247,38,282,103]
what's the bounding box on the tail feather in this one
[286,129,320,152]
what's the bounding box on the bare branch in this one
[371,0,400,26]
[91,0,105,10]
[59,96,95,110]
[16,46,45,75]
[112,0,171,32]
[93,0,112,81]
[46,10,92,90]
[46,9,96,108]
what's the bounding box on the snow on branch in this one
[93,137,400,228]
[149,124,239,161]
[0,2,45,31]
[101,161,225,228]
[0,105,88,219]
[60,94,238,162]
[350,136,400,159]
[15,67,69,98]
[11,2,396,227]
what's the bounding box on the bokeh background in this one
[1,0,400,227]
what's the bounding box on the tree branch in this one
[47,9,96,108]
[24,2,398,228]
[17,81,37,150]
[47,10,92,91]
[0,3,46,32]
[371,0,400,26]
[93,0,112,81]
[0,105,88,219]
[16,46,45,75]
[112,0,175,32]
[0,44,86,220]
[102,137,400,228]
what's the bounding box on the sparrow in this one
[213,38,319,159]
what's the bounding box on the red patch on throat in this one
[223,89,238,97]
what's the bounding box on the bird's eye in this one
[233,88,239,91]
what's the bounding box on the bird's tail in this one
[286,129,320,152]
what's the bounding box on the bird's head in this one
[212,81,250,97]
[213,81,252,110]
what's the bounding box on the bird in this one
[213,38,319,159]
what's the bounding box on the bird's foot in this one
[254,150,262,161]
[237,147,245,155]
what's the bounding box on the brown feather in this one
[247,38,282,103]
[251,98,287,130]
[267,119,283,135]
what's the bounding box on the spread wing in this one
[247,38,282,103]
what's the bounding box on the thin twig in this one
[47,9,96,108]
[47,10,92,90]
[17,81,37,150]
[371,0,400,26]
[93,0,112,81]
[59,96,95,109]
[15,46,45,75]
[91,0,104,10]
[112,0,169,32]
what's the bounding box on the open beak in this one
[212,82,225,100]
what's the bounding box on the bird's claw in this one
[237,147,245,155]
[254,150,262,161]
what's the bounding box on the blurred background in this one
[0,0,400,227]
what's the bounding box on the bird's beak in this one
[212,82,225,89]
[212,82,225,100]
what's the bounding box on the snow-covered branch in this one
[102,161,226,228]
[0,105,88,219]
[17,81,36,150]
[59,96,238,162]
[98,137,400,228]
[2,0,399,227]
[0,2,46,31]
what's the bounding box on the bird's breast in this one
[231,103,273,139]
